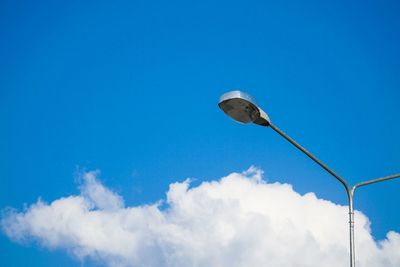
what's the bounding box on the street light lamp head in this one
[218,90,270,126]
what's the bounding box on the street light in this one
[218,90,400,267]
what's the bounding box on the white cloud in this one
[2,168,400,267]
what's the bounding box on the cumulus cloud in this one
[2,167,400,267]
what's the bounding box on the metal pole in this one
[348,173,400,267]
[267,123,400,267]
[348,190,355,267]
[347,173,400,267]
[268,123,356,266]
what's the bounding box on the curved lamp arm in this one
[352,173,400,194]
[268,122,351,195]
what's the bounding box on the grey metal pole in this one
[348,190,355,267]
[268,123,355,266]
[348,173,400,267]
[268,122,400,267]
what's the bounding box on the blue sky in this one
[1,0,399,266]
